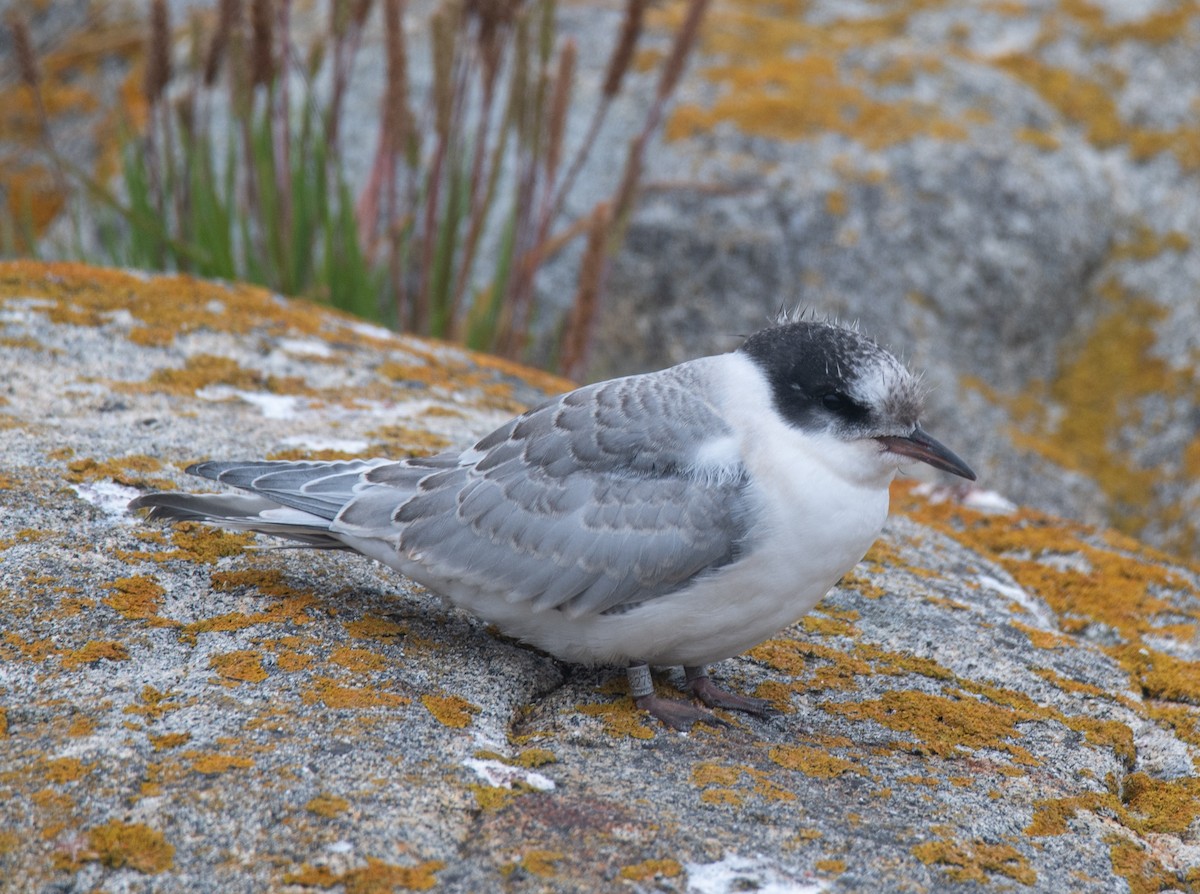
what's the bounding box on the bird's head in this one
[739,317,976,482]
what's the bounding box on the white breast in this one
[460,353,896,668]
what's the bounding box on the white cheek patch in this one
[852,356,922,428]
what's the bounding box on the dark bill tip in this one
[876,426,977,481]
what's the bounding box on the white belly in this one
[423,472,890,668]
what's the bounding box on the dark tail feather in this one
[128,493,348,549]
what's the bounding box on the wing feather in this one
[332,361,754,617]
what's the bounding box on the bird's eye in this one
[822,392,850,412]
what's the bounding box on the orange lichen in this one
[210,650,268,684]
[364,424,452,457]
[41,757,92,784]
[132,352,316,398]
[1106,835,1182,894]
[577,699,656,740]
[306,793,350,818]
[302,677,411,710]
[188,752,254,774]
[513,748,556,768]
[769,745,869,779]
[912,835,1036,885]
[815,859,847,875]
[1025,792,1125,836]
[285,857,444,892]
[64,454,173,490]
[619,858,683,881]
[328,646,388,673]
[82,820,174,874]
[511,850,563,877]
[344,616,406,640]
[66,715,96,738]
[123,686,185,721]
[60,640,130,669]
[103,575,165,620]
[421,694,481,728]
[1120,772,1200,836]
[823,690,1039,765]
[149,732,190,751]
[994,55,1122,147]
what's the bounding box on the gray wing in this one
[335,365,754,618]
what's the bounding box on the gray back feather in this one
[335,363,754,618]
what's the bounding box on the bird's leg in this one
[684,665,781,717]
[626,662,726,731]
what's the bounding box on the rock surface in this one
[6,0,1199,560]
[589,0,1200,560]
[2,262,1200,893]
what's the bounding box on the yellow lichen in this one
[514,850,562,877]
[123,686,185,720]
[692,762,743,787]
[210,650,268,684]
[768,745,868,779]
[302,677,411,710]
[912,836,1036,886]
[188,752,254,774]
[823,690,1039,765]
[284,857,444,892]
[132,353,315,398]
[815,859,846,875]
[84,820,174,874]
[1120,772,1200,835]
[66,715,96,738]
[328,646,388,673]
[421,694,481,728]
[1105,835,1180,894]
[577,699,656,740]
[619,858,683,881]
[64,454,173,490]
[60,640,130,669]
[41,757,92,784]
[344,616,406,640]
[149,732,190,751]
[103,575,165,620]
[513,748,556,768]
[306,793,350,818]
[1025,792,1124,836]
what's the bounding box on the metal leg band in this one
[683,665,709,684]
[627,663,654,698]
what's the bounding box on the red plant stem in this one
[274,0,294,275]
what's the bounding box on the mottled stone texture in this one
[1,264,1199,893]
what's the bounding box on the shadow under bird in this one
[130,315,976,729]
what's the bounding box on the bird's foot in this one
[685,668,782,717]
[633,693,729,731]
[626,661,727,731]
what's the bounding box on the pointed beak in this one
[876,426,976,481]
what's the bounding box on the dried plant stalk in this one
[560,203,610,379]
[656,0,708,101]
[145,0,173,106]
[602,0,646,98]
[250,0,275,86]
[205,0,241,85]
[8,12,40,91]
[544,38,575,184]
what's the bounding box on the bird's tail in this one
[128,458,393,549]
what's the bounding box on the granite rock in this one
[1,263,1199,893]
